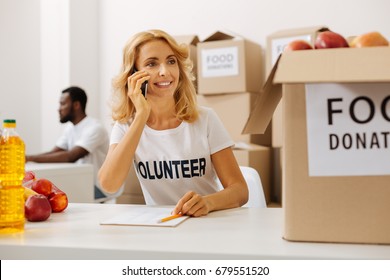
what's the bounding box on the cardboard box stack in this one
[244,46,390,244]
[197,31,271,203]
[266,26,328,205]
[197,31,263,95]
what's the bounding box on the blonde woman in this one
[99,30,248,217]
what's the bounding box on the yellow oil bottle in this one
[0,119,25,233]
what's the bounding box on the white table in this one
[25,163,94,203]
[1,203,389,260]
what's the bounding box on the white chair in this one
[239,166,267,208]
[216,166,267,208]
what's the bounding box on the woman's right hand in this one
[173,191,212,217]
[127,70,151,118]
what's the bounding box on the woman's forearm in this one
[205,181,248,212]
[98,115,147,192]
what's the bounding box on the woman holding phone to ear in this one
[98,29,248,217]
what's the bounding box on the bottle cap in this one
[3,119,16,128]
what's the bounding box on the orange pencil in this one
[158,213,183,223]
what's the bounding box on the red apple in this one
[315,31,349,49]
[284,40,313,51]
[23,171,36,183]
[22,171,36,188]
[31,178,53,196]
[25,194,52,222]
[48,184,68,213]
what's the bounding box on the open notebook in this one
[100,207,189,227]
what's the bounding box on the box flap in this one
[233,142,266,151]
[274,47,390,83]
[174,35,200,46]
[203,31,236,42]
[268,26,328,39]
[242,56,282,134]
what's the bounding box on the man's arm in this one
[26,146,89,163]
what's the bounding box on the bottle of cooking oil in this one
[0,119,25,233]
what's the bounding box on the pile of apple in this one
[22,171,68,222]
[284,29,389,51]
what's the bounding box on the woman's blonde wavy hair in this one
[111,29,199,123]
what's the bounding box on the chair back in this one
[239,166,266,208]
[215,166,266,208]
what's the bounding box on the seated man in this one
[26,86,122,202]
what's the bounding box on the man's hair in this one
[62,86,87,112]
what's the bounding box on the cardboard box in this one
[271,146,282,204]
[197,31,263,95]
[174,35,199,85]
[266,26,329,207]
[266,26,328,147]
[233,143,271,204]
[266,26,328,75]
[197,92,272,146]
[244,47,390,244]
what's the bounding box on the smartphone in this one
[133,68,148,97]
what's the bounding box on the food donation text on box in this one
[305,83,390,176]
[201,47,239,78]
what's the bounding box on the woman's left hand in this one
[173,191,211,217]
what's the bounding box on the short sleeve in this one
[75,124,108,153]
[110,121,129,145]
[55,124,72,150]
[204,107,235,155]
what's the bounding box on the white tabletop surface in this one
[1,203,389,260]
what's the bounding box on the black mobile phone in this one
[133,68,148,97]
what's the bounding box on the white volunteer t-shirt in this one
[56,116,116,197]
[110,106,234,205]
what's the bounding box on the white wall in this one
[40,0,100,152]
[0,0,41,151]
[1,0,390,152]
[1,0,100,153]
[40,0,70,152]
